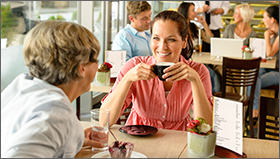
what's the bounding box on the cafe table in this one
[76,121,279,158]
[76,121,188,158]
[90,81,114,93]
[191,52,276,69]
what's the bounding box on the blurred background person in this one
[178,2,220,94]
[178,2,213,44]
[223,3,258,46]
[191,1,230,52]
[248,5,279,118]
[1,21,106,157]
[112,1,152,61]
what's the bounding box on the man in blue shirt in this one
[112,1,152,61]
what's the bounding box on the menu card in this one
[213,97,243,155]
[105,50,126,78]
[250,38,266,59]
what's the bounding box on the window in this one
[1,1,78,49]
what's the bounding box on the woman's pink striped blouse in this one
[101,55,213,131]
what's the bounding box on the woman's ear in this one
[182,35,188,49]
[271,17,277,24]
[78,63,86,78]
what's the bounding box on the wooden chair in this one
[116,103,132,125]
[213,57,261,138]
[257,96,279,140]
[262,85,279,98]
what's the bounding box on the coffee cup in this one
[153,62,175,81]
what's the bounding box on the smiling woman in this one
[222,3,257,46]
[100,10,213,131]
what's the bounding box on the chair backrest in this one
[221,57,261,99]
[258,97,279,140]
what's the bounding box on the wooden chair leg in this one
[248,105,254,138]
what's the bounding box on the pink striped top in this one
[101,55,213,131]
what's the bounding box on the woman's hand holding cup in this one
[162,62,199,82]
[125,63,156,82]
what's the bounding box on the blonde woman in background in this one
[222,3,258,45]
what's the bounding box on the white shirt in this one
[1,73,84,158]
[234,32,246,40]
[138,31,147,40]
[189,1,230,30]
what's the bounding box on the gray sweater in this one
[222,24,258,46]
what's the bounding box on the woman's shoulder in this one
[225,24,237,31]
[223,24,236,38]
[249,28,258,38]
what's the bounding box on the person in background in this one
[112,1,152,61]
[191,1,230,52]
[248,5,279,118]
[1,21,106,157]
[100,10,213,131]
[178,2,221,94]
[223,3,258,46]
[178,2,213,44]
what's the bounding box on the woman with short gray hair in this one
[1,20,105,157]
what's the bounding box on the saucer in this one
[119,125,158,136]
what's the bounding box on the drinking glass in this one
[91,108,110,151]
[194,39,202,55]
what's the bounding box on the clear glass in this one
[91,108,110,151]
[187,131,217,158]
[194,39,202,55]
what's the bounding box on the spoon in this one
[109,129,118,142]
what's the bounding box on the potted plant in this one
[241,45,254,59]
[187,117,216,158]
[96,62,113,86]
[1,3,18,48]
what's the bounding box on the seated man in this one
[1,21,106,158]
[112,1,152,61]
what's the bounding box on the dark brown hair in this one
[266,5,279,24]
[150,10,194,60]
[178,2,198,39]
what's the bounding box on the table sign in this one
[212,96,243,155]
[250,38,266,59]
[105,50,126,78]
